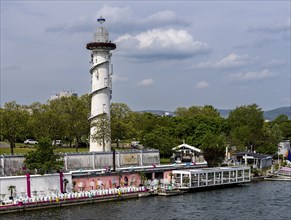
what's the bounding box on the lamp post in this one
[278,144,280,169]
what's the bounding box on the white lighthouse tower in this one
[86,17,116,152]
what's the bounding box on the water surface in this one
[2,181,290,220]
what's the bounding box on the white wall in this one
[0,173,72,200]
[0,150,160,176]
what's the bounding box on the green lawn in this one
[54,148,88,153]
[0,146,88,155]
[0,147,35,155]
[160,158,170,164]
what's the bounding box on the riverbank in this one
[2,181,289,220]
[1,166,251,214]
[0,186,146,214]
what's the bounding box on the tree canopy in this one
[228,104,264,151]
[200,132,226,167]
[0,101,29,154]
[24,138,63,174]
[2,98,290,165]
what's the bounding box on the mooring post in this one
[60,172,64,193]
[26,173,31,198]
[112,149,116,172]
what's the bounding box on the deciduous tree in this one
[111,103,135,148]
[24,138,63,174]
[228,104,264,151]
[0,101,29,154]
[200,132,226,167]
[91,115,111,152]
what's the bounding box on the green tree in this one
[228,104,264,151]
[143,125,178,158]
[91,115,111,152]
[257,122,283,154]
[0,101,30,155]
[58,95,90,151]
[279,121,291,140]
[47,100,68,141]
[272,114,291,140]
[273,114,289,124]
[173,114,227,148]
[200,132,226,167]
[111,103,136,148]
[24,138,63,174]
[131,112,160,141]
[175,105,220,118]
[27,102,50,139]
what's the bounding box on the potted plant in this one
[139,172,147,186]
[33,190,38,196]
[72,181,76,192]
[63,178,69,193]
[183,177,190,187]
[169,172,174,185]
[8,185,16,200]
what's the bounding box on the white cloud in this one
[115,28,210,60]
[97,4,133,23]
[229,69,275,81]
[141,10,189,27]
[137,79,154,86]
[46,4,132,33]
[46,5,189,35]
[195,81,209,89]
[45,5,204,60]
[194,53,251,69]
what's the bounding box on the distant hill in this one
[136,110,175,116]
[217,109,232,118]
[263,107,291,121]
[138,107,291,121]
[217,107,291,120]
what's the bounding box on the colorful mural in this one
[73,173,142,192]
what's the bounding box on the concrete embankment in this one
[0,192,142,214]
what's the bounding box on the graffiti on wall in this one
[123,154,138,165]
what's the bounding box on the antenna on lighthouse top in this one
[97,16,105,25]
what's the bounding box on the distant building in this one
[235,152,272,169]
[278,140,290,157]
[136,110,175,117]
[171,143,205,164]
[50,91,78,101]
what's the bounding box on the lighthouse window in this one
[103,104,106,112]
[96,72,99,80]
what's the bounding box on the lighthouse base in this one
[89,141,111,152]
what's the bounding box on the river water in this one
[2,181,290,220]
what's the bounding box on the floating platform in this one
[0,166,252,214]
[158,189,184,196]
[172,166,251,191]
[0,187,146,214]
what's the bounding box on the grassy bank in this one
[0,144,89,155]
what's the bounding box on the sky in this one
[1,1,290,111]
